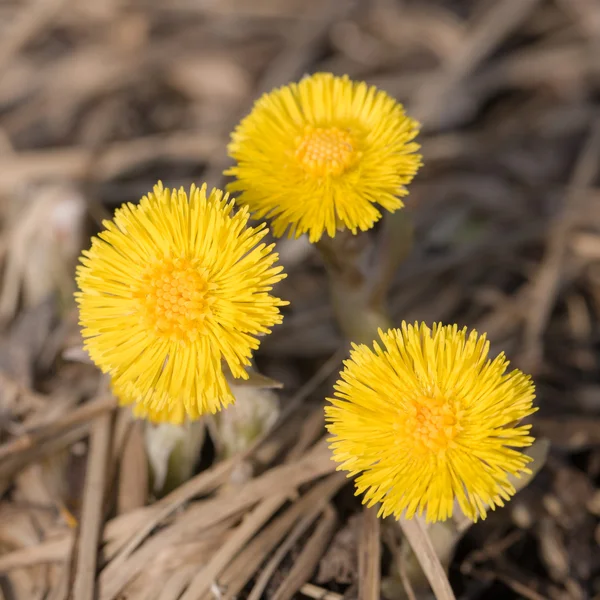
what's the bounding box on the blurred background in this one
[0,0,599,598]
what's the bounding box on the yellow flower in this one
[325,323,536,522]
[226,72,422,243]
[76,182,287,424]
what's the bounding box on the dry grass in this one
[0,0,599,598]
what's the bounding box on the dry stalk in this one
[398,517,456,600]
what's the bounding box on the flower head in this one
[76,182,287,424]
[226,72,421,243]
[325,323,536,522]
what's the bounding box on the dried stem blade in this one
[397,517,456,600]
[70,412,113,600]
[358,505,381,600]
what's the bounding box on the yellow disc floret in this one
[134,258,214,342]
[404,395,462,455]
[295,126,357,177]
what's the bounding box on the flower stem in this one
[317,212,457,600]
[398,517,457,600]
[315,211,413,343]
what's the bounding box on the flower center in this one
[295,126,356,176]
[405,396,461,454]
[134,257,213,342]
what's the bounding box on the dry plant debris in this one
[0,0,599,598]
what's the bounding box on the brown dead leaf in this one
[317,513,360,586]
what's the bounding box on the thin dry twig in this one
[280,348,346,421]
[116,420,148,514]
[219,500,304,600]
[0,422,91,485]
[0,0,70,78]
[270,504,338,600]
[102,514,239,600]
[469,567,548,600]
[176,441,338,600]
[0,395,116,462]
[99,441,335,600]
[0,537,74,572]
[157,565,198,600]
[461,530,524,572]
[398,549,418,600]
[0,361,341,582]
[522,119,600,369]
[217,473,343,600]
[411,0,544,123]
[70,412,113,600]
[103,373,327,567]
[398,517,456,600]
[0,133,222,190]
[358,505,381,600]
[383,524,418,600]
[299,583,344,600]
[246,473,346,600]
[180,495,289,600]
[47,568,70,600]
[99,442,248,579]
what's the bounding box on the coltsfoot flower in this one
[76,182,287,424]
[325,323,537,522]
[226,72,422,243]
